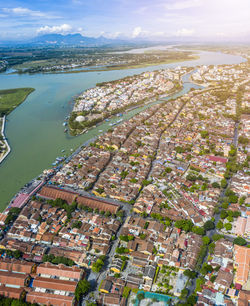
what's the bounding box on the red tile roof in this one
[26,291,74,306]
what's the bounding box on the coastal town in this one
[0,55,249,306]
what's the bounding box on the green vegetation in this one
[0,88,34,116]
[174,219,193,232]
[116,246,130,254]
[233,237,247,246]
[137,292,145,301]
[4,207,21,225]
[119,235,134,242]
[42,254,75,266]
[122,286,131,298]
[203,220,215,231]
[47,198,77,220]
[212,233,224,241]
[0,296,36,306]
[0,249,23,259]
[195,277,205,292]
[92,257,105,273]
[75,279,91,301]
[184,269,197,279]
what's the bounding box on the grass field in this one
[0,88,35,115]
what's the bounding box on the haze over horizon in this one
[0,0,250,42]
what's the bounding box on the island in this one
[0,87,35,164]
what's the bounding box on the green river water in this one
[0,50,245,211]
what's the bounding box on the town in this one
[68,66,189,135]
[0,58,249,306]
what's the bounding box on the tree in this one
[216,220,223,230]
[174,219,193,232]
[212,182,220,188]
[137,292,145,301]
[116,246,129,254]
[221,179,227,189]
[202,236,210,245]
[184,269,197,279]
[233,237,247,246]
[204,220,215,231]
[212,234,224,241]
[239,196,246,205]
[187,295,197,305]
[75,279,90,301]
[200,263,213,276]
[13,250,22,259]
[220,210,228,219]
[181,288,188,298]
[192,226,205,236]
[224,223,232,231]
[92,259,104,273]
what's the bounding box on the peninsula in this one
[69,66,192,135]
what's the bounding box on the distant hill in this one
[30,33,126,46]
[0,33,152,47]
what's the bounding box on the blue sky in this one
[0,0,249,41]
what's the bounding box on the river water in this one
[0,50,245,211]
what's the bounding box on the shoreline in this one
[7,55,200,76]
[68,67,192,135]
[0,116,11,165]
[0,88,35,165]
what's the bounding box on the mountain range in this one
[0,33,138,47]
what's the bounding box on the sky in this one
[0,0,249,41]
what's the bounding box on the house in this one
[234,245,250,288]
[0,270,30,288]
[214,269,234,291]
[143,262,157,281]
[100,279,113,294]
[110,258,123,274]
[0,286,25,300]
[36,262,84,281]
[26,291,75,306]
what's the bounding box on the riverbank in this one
[0,87,35,115]
[8,50,199,75]
[60,54,199,74]
[68,67,189,135]
[0,116,11,164]
[0,87,35,165]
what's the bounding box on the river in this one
[0,50,245,211]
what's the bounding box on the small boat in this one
[64,128,68,133]
[98,130,103,132]
[61,150,65,153]
[63,122,67,126]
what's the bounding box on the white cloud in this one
[37,24,73,35]
[164,0,203,10]
[175,28,194,36]
[2,7,58,19]
[132,27,142,38]
[102,31,122,39]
